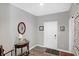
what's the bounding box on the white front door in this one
[44,21,57,49]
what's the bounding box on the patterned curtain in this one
[74,16,79,55]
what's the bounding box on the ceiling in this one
[11,3,72,16]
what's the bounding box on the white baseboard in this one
[29,44,37,50]
[29,44,44,50]
[29,44,73,54]
[36,44,44,47]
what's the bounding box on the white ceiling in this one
[11,3,72,16]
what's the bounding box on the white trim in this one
[69,17,74,52]
[36,44,45,47]
[37,44,73,53]
[29,44,37,50]
[29,44,44,50]
[56,48,73,53]
[29,44,73,54]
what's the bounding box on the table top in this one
[15,39,29,48]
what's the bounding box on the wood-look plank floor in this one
[29,46,56,56]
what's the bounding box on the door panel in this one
[44,21,57,49]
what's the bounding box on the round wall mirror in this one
[18,22,26,35]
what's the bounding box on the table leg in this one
[21,48,23,55]
[15,48,17,56]
[27,43,29,55]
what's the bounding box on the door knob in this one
[54,34,56,37]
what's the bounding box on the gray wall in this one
[0,3,11,52]
[9,4,37,49]
[36,11,70,51]
[0,3,37,54]
[0,3,70,55]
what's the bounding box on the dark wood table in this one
[0,45,4,56]
[15,40,29,56]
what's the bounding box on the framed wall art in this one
[60,26,65,31]
[18,22,26,35]
[39,26,44,31]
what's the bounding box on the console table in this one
[15,40,29,56]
